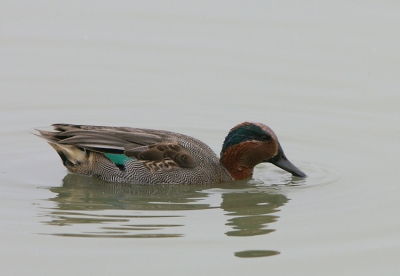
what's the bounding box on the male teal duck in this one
[36,122,306,184]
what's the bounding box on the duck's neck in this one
[220,143,255,180]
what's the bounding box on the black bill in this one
[265,145,307,178]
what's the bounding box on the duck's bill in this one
[265,146,307,178]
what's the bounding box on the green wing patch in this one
[104,153,132,166]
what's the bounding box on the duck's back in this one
[38,124,232,184]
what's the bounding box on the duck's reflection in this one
[222,192,288,237]
[42,173,289,253]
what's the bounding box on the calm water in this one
[1,1,399,275]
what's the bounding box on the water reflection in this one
[234,250,280,258]
[49,174,211,211]
[222,192,288,237]
[40,174,290,256]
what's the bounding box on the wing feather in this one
[37,124,198,168]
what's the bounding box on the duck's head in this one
[220,122,306,180]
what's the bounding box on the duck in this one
[36,122,306,184]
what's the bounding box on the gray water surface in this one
[1,1,399,275]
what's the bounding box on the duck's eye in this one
[261,135,270,141]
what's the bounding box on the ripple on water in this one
[253,161,342,190]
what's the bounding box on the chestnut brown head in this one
[220,122,306,180]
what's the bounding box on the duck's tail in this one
[34,129,88,168]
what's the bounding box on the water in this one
[1,1,399,275]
